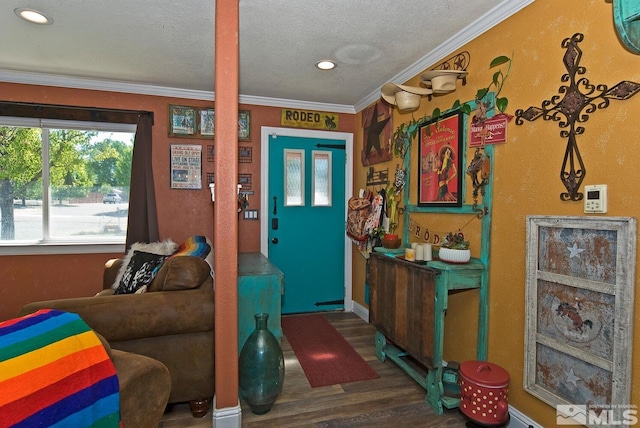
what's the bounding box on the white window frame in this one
[0,116,135,255]
[311,150,332,207]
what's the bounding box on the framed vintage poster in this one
[170,144,202,189]
[417,109,463,207]
[199,108,214,137]
[238,110,251,141]
[525,216,637,426]
[169,105,197,137]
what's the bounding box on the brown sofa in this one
[97,334,171,427]
[18,255,215,418]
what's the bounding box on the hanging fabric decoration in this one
[364,192,384,237]
[346,189,389,258]
[393,165,406,194]
[346,196,372,246]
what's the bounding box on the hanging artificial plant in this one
[392,117,420,166]
[387,55,512,229]
[454,54,512,119]
[392,54,513,159]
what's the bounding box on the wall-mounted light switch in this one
[244,209,259,220]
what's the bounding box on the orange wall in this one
[0,252,120,321]
[352,0,640,425]
[0,82,355,321]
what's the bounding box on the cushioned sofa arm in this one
[18,288,214,342]
[103,258,124,290]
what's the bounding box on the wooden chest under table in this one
[368,251,488,414]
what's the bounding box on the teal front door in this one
[267,131,346,314]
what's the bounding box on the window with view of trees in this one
[0,118,136,244]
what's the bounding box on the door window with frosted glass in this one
[284,149,304,206]
[312,150,331,206]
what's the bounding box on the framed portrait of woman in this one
[417,109,463,207]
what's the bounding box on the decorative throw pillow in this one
[112,239,177,289]
[114,251,169,295]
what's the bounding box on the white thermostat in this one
[584,184,607,213]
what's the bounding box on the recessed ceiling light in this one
[15,8,53,25]
[316,60,336,71]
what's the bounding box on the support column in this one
[213,0,240,426]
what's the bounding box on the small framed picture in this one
[239,146,253,163]
[238,110,251,141]
[170,144,202,189]
[199,108,214,138]
[169,105,197,137]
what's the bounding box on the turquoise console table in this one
[237,252,284,352]
[368,251,487,414]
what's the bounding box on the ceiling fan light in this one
[15,8,53,25]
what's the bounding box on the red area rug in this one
[282,314,379,388]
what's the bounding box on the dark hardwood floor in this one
[160,311,469,427]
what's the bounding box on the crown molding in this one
[354,0,536,113]
[239,94,355,114]
[0,69,355,114]
[0,69,215,101]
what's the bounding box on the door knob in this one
[271,237,279,244]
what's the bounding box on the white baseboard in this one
[508,406,541,428]
[351,300,369,322]
[212,396,242,428]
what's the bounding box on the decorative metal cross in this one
[515,33,640,201]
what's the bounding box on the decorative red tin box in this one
[459,360,510,426]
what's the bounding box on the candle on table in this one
[405,248,416,261]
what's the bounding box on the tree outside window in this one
[0,121,134,243]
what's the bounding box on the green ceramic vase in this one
[239,313,284,414]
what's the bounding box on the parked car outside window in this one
[103,193,122,204]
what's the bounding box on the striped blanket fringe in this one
[0,309,120,428]
[171,235,211,259]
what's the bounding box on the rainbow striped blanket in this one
[171,235,211,259]
[171,235,213,273]
[0,309,120,427]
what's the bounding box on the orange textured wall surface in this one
[0,253,120,320]
[0,82,355,322]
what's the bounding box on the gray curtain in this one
[125,113,159,248]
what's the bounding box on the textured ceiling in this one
[0,0,534,112]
